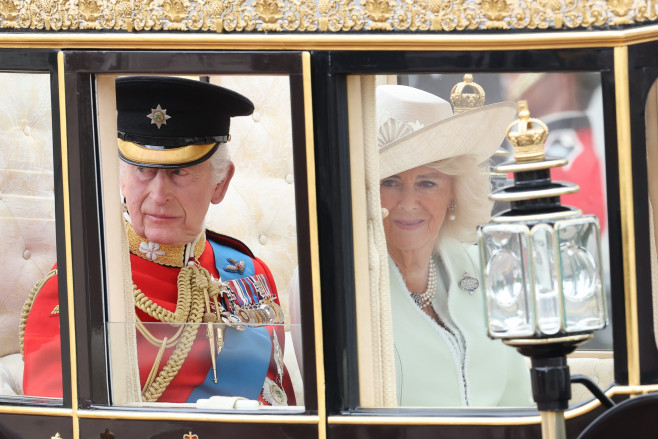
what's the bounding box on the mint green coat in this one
[389,237,534,407]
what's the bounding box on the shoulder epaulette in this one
[206,229,255,258]
[19,268,58,358]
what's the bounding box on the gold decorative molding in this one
[0,0,656,32]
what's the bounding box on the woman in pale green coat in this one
[377,83,533,407]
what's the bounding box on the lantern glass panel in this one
[480,224,534,338]
[531,224,561,335]
[556,217,607,332]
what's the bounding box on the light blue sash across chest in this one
[185,240,272,402]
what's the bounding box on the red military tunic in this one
[23,228,295,405]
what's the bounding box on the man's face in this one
[120,160,234,246]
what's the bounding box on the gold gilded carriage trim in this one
[1,0,657,32]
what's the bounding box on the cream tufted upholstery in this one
[568,355,615,405]
[0,73,57,362]
[206,75,298,324]
[205,75,303,402]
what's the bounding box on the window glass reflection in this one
[379,77,532,407]
[0,72,59,401]
[645,79,658,363]
[102,75,304,408]
[356,72,611,409]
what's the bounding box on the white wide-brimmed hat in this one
[377,84,517,179]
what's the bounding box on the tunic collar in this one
[124,219,206,268]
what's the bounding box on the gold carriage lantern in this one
[478,101,607,341]
[477,101,610,439]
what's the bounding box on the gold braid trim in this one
[134,269,198,323]
[140,265,211,402]
[19,268,58,359]
[136,316,185,348]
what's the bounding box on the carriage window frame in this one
[627,39,658,386]
[310,48,626,417]
[59,50,319,413]
[0,50,70,408]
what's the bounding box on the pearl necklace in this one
[409,259,438,309]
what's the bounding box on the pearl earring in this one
[449,201,456,221]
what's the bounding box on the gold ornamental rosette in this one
[0,0,654,32]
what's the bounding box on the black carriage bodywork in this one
[1,5,658,438]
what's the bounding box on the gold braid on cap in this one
[450,73,486,114]
[506,100,549,163]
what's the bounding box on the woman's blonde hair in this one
[425,155,493,248]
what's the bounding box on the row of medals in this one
[213,275,285,326]
[202,276,288,405]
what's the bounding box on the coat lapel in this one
[439,238,510,407]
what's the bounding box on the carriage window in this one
[646,79,658,355]
[352,72,612,409]
[0,72,60,402]
[98,74,304,409]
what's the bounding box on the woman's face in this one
[380,165,453,255]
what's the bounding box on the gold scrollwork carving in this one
[364,0,394,30]
[255,0,282,30]
[0,0,655,32]
[79,0,103,29]
[607,0,636,24]
[0,0,20,28]
[480,0,511,29]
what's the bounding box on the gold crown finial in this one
[450,73,486,114]
[505,100,548,163]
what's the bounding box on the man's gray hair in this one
[208,143,231,184]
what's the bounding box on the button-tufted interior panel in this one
[568,355,615,405]
[206,75,298,323]
[204,75,303,402]
[0,72,57,359]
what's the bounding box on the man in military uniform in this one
[22,76,294,405]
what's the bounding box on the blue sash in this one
[186,239,271,402]
[209,240,255,281]
[186,325,272,402]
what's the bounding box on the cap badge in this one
[147,104,171,129]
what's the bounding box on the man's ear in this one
[211,161,235,205]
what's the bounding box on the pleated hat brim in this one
[379,101,518,179]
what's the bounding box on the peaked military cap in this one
[116,76,254,168]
